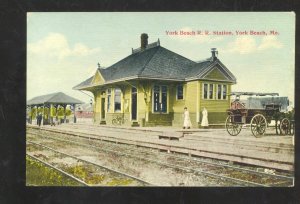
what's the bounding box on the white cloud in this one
[226,36,257,54]
[258,35,283,50]
[168,27,223,44]
[28,33,100,60]
[225,35,283,54]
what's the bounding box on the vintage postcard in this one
[26,12,295,187]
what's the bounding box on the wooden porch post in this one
[55,104,59,123]
[29,105,32,124]
[63,104,67,123]
[73,104,76,123]
[42,104,45,125]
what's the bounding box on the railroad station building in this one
[73,34,237,127]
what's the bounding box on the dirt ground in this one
[26,134,235,186]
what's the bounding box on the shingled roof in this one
[73,39,236,90]
[27,92,83,105]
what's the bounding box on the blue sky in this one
[27,12,295,106]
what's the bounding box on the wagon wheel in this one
[112,118,117,125]
[279,118,290,135]
[290,120,295,135]
[117,118,122,125]
[250,114,267,138]
[225,115,242,136]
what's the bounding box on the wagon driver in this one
[183,107,192,129]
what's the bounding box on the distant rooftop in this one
[27,92,83,105]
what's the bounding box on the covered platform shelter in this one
[27,92,83,125]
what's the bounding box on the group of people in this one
[35,107,207,129]
[183,107,208,129]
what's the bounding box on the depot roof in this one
[73,39,236,90]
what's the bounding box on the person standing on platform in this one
[201,107,209,128]
[37,113,42,127]
[183,107,191,129]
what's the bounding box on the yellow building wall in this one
[199,81,232,125]
[91,79,233,127]
[185,81,198,112]
[170,84,186,113]
[172,81,198,127]
[93,90,101,122]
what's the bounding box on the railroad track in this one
[27,125,294,171]
[27,141,152,186]
[27,128,294,186]
[26,153,89,186]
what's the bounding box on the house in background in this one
[75,103,94,123]
[73,33,237,127]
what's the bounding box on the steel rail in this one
[27,130,293,185]
[27,140,153,186]
[27,129,294,181]
[26,153,89,186]
[27,126,294,168]
[27,133,271,187]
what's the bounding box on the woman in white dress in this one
[183,107,192,129]
[201,107,209,128]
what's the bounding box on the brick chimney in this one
[211,48,218,61]
[141,33,148,50]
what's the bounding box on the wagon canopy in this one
[240,97,289,111]
[230,92,279,97]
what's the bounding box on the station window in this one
[203,84,208,99]
[176,85,184,100]
[153,85,168,113]
[114,88,121,112]
[215,84,228,100]
[203,83,214,99]
[223,85,227,99]
[217,84,222,99]
[209,84,214,99]
[107,88,111,112]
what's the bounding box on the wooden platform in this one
[27,124,294,171]
[158,131,183,140]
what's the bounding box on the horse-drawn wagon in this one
[225,92,294,137]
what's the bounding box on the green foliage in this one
[106,178,133,186]
[26,156,82,186]
[29,106,73,118]
[286,108,295,120]
[27,157,136,186]
[65,165,106,184]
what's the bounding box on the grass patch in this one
[106,178,133,186]
[64,164,106,185]
[26,156,83,186]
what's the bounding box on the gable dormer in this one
[204,65,230,81]
[91,69,105,85]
